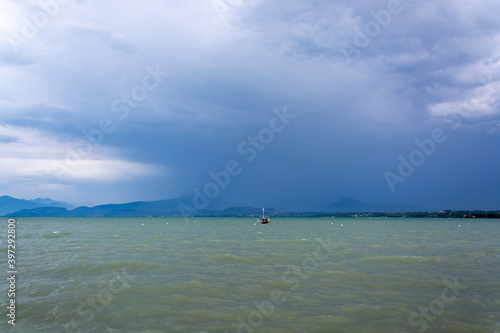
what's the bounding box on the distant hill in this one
[12,207,70,217]
[7,200,277,218]
[4,196,499,218]
[72,196,190,216]
[0,195,74,216]
[4,195,480,218]
[325,197,424,213]
[3,192,277,217]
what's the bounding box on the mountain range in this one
[0,195,74,216]
[1,195,427,217]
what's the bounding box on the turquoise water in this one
[1,217,499,332]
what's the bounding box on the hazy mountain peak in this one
[0,195,74,216]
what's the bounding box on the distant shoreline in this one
[4,208,500,219]
[3,195,499,219]
[283,211,500,219]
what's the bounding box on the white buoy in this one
[141,223,144,226]
[341,224,344,227]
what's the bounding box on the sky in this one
[0,0,499,211]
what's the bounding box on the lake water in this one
[1,217,499,332]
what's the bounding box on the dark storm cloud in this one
[0,0,499,209]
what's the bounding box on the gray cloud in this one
[65,21,135,54]
[0,0,499,209]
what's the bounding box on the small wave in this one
[361,255,442,264]
[43,231,71,238]
[56,259,163,274]
[213,253,248,263]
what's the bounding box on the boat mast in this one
[262,207,265,219]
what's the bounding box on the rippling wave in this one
[0,217,498,332]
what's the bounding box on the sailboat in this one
[260,207,270,224]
